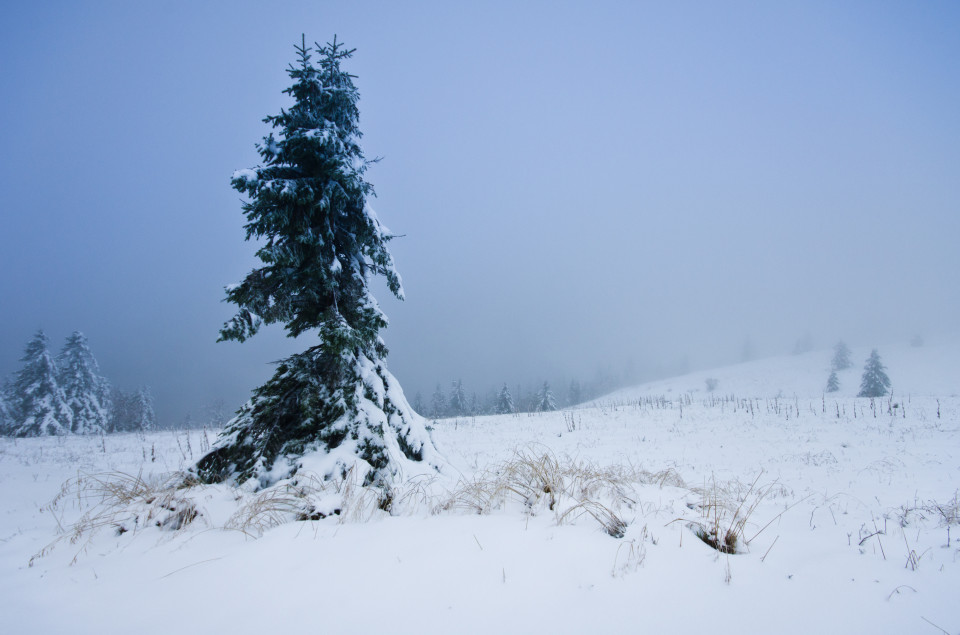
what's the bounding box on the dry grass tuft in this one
[226,485,312,536]
[611,526,648,576]
[31,470,202,566]
[680,472,777,554]
[32,446,790,567]
[440,447,687,537]
[928,490,960,527]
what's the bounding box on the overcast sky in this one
[2,1,958,423]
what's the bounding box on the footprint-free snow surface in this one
[2,340,957,634]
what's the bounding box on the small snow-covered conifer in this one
[857,349,891,398]
[107,387,132,432]
[11,331,72,436]
[448,379,467,417]
[131,387,157,431]
[430,384,447,419]
[831,341,853,371]
[536,381,557,412]
[496,383,514,414]
[196,36,439,488]
[826,370,840,393]
[57,332,112,434]
[108,386,158,432]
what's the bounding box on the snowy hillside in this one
[0,340,958,634]
[596,338,960,402]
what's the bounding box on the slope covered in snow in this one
[0,338,957,634]
[595,337,960,403]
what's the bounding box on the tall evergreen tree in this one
[56,331,111,434]
[825,370,840,393]
[11,331,72,436]
[858,349,891,398]
[831,341,853,371]
[196,37,438,488]
[535,381,557,412]
[448,379,467,417]
[496,383,514,414]
[568,379,582,406]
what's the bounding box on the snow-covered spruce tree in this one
[56,331,111,434]
[857,349,891,398]
[825,370,840,393]
[448,379,467,417]
[568,379,582,406]
[195,37,438,489]
[106,387,148,432]
[430,383,447,419]
[831,341,853,371]
[106,387,131,432]
[496,383,514,415]
[128,386,157,431]
[536,381,557,412]
[11,331,72,436]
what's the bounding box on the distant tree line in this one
[0,330,156,437]
[411,340,900,421]
[175,398,233,431]
[412,375,606,419]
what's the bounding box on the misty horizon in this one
[3,2,958,425]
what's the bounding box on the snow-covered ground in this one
[1,341,958,634]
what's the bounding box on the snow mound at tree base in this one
[194,347,443,490]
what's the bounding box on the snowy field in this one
[1,342,958,634]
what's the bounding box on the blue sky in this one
[2,1,958,422]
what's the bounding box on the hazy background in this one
[2,1,958,423]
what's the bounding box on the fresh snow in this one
[231,168,258,182]
[1,339,958,634]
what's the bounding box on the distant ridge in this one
[591,337,960,403]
